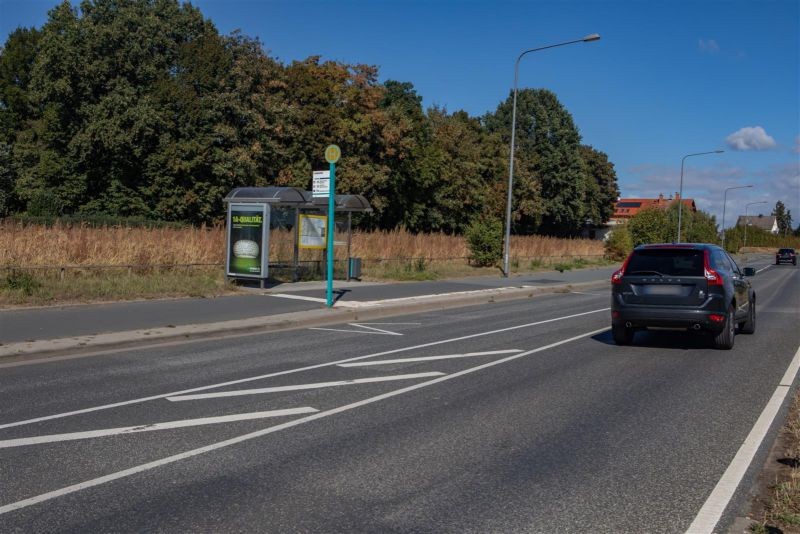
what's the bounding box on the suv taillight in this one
[703,249,723,286]
[611,253,632,285]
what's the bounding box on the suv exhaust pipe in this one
[625,322,632,328]
[692,323,701,330]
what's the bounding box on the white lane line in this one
[309,323,405,336]
[356,323,422,325]
[756,265,772,274]
[166,372,445,402]
[0,308,609,431]
[570,291,604,296]
[337,350,523,367]
[307,327,390,335]
[0,326,608,516]
[352,324,404,335]
[0,408,319,449]
[686,344,800,534]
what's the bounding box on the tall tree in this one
[484,89,590,236]
[772,200,792,235]
[0,27,41,142]
[417,107,505,233]
[579,144,619,225]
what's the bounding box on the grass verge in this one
[751,388,800,533]
[0,267,233,307]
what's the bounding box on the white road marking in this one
[307,327,392,335]
[268,293,326,303]
[0,408,318,449]
[756,265,772,274]
[686,344,800,534]
[355,323,422,325]
[337,350,523,367]
[570,291,604,296]
[0,308,608,431]
[309,323,412,336]
[268,293,363,308]
[0,326,608,515]
[271,285,556,309]
[166,372,445,401]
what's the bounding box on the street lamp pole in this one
[721,184,753,250]
[677,150,724,242]
[502,33,600,278]
[743,201,767,250]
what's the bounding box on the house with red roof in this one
[589,193,697,241]
[611,193,696,221]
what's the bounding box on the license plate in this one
[642,285,683,296]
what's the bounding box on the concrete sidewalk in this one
[0,266,616,361]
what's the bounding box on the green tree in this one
[485,89,590,236]
[663,203,717,244]
[604,223,633,260]
[772,200,793,235]
[627,207,669,246]
[465,217,503,267]
[0,141,13,215]
[0,26,41,142]
[578,145,618,225]
[415,107,505,233]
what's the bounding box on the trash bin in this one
[348,257,362,280]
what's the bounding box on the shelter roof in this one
[224,187,372,212]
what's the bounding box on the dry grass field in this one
[0,221,607,305]
[0,221,603,266]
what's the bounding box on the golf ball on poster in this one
[233,240,259,259]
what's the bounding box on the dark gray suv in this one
[611,244,756,349]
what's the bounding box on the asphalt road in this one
[0,259,797,533]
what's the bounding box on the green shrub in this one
[3,270,41,296]
[466,218,503,267]
[604,225,633,260]
[26,190,63,217]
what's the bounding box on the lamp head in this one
[583,33,601,42]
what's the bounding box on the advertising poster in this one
[298,214,327,249]
[227,203,270,278]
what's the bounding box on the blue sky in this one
[2,0,798,229]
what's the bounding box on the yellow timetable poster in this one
[298,214,327,249]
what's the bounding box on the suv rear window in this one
[778,248,795,254]
[626,249,704,277]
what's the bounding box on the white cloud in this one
[698,39,720,54]
[725,126,777,151]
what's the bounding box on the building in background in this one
[736,214,779,234]
[588,193,697,241]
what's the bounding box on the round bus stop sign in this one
[325,144,341,164]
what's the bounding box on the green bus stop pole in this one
[326,160,336,307]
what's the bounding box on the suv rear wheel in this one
[740,299,756,334]
[612,325,635,345]
[712,306,735,350]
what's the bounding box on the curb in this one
[0,280,609,363]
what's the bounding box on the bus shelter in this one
[223,187,372,285]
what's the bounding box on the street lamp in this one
[502,33,601,277]
[721,185,753,250]
[743,201,768,250]
[677,150,724,242]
